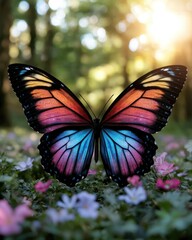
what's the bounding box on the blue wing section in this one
[100,128,157,186]
[38,128,94,186]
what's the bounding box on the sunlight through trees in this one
[1,0,192,126]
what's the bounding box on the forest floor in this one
[0,126,192,239]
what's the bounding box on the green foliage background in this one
[0,1,192,239]
[1,0,192,127]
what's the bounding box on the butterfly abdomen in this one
[93,118,101,162]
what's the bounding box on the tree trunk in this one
[42,8,54,72]
[0,0,12,126]
[122,36,131,89]
[27,0,37,65]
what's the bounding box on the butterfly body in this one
[8,64,187,187]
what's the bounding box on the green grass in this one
[0,127,192,239]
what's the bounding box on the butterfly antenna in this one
[98,94,114,119]
[79,94,97,118]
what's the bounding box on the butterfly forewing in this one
[101,65,187,134]
[8,64,93,133]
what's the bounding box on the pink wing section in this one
[100,128,157,186]
[39,128,94,186]
[31,88,92,132]
[8,64,93,133]
[101,66,187,134]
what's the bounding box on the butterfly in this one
[8,64,187,187]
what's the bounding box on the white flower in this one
[46,208,74,224]
[57,192,100,219]
[185,140,192,160]
[184,140,192,153]
[57,194,78,209]
[75,192,99,219]
[15,157,34,171]
[118,186,147,205]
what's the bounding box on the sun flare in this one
[146,1,188,47]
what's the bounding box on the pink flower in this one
[178,150,186,158]
[156,178,181,191]
[154,152,167,165]
[88,169,97,175]
[0,200,33,236]
[161,135,174,143]
[127,175,142,186]
[165,142,180,151]
[22,139,33,151]
[22,197,32,206]
[34,180,52,193]
[154,152,178,176]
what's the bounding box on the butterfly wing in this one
[100,128,157,186]
[100,65,187,186]
[8,64,94,186]
[101,65,187,134]
[39,128,94,186]
[8,64,93,133]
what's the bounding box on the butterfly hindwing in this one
[101,65,187,134]
[38,128,94,186]
[100,128,157,186]
[8,64,93,133]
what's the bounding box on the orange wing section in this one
[8,64,93,133]
[101,66,187,134]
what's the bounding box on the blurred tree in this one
[0,0,12,126]
[50,1,109,90]
[42,9,55,72]
[27,0,38,65]
[4,0,192,126]
[42,8,55,72]
[104,0,145,88]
